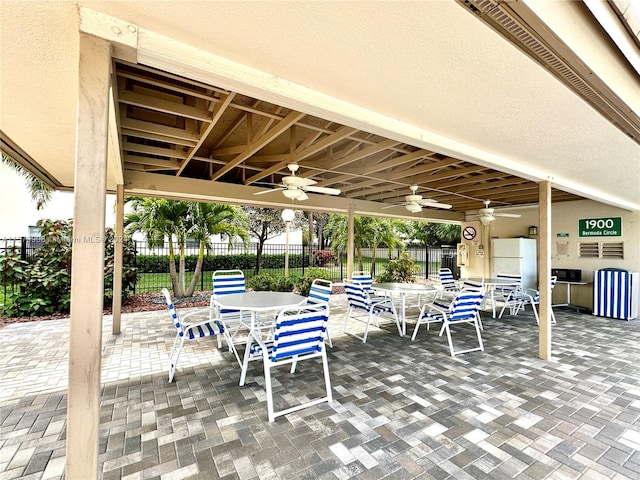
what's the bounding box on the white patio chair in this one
[436,267,459,300]
[210,269,246,336]
[412,288,485,357]
[162,288,237,382]
[500,276,558,325]
[239,303,332,422]
[306,278,333,347]
[342,279,401,343]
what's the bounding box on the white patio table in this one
[371,282,438,336]
[212,291,308,369]
[471,277,520,318]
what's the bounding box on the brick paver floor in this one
[2,294,640,479]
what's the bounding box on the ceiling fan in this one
[467,200,521,225]
[382,185,452,213]
[254,163,341,201]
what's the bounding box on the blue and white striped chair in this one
[210,269,246,333]
[162,288,235,382]
[342,279,401,343]
[306,279,333,347]
[436,267,459,299]
[412,289,485,357]
[492,272,522,314]
[351,270,387,301]
[239,304,332,422]
[500,276,557,325]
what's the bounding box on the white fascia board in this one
[82,8,640,212]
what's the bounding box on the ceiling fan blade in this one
[428,203,452,209]
[282,175,316,187]
[381,204,402,210]
[303,185,341,195]
[297,191,309,201]
[494,213,521,218]
[254,187,284,195]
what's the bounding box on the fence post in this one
[21,237,27,261]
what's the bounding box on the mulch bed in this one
[0,286,347,330]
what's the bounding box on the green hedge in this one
[134,253,307,273]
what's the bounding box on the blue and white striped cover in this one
[352,271,373,290]
[212,270,245,314]
[345,282,394,314]
[163,288,224,338]
[308,280,332,305]
[248,307,328,362]
[593,270,639,320]
[439,268,458,293]
[212,270,246,296]
[421,290,483,324]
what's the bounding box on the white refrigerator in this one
[491,238,538,291]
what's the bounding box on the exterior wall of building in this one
[459,199,639,310]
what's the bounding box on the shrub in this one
[375,251,418,283]
[1,220,138,317]
[314,250,336,266]
[246,272,295,292]
[294,268,332,296]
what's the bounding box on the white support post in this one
[539,181,552,360]
[347,209,354,279]
[112,183,124,334]
[66,33,111,479]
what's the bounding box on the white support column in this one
[539,181,552,360]
[112,184,124,335]
[347,209,354,279]
[66,34,111,479]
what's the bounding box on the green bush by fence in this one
[134,252,307,273]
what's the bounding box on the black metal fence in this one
[1,237,457,297]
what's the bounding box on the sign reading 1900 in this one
[579,217,622,237]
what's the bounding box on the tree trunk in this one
[370,246,377,276]
[178,243,186,293]
[308,211,314,266]
[168,238,183,296]
[185,240,204,297]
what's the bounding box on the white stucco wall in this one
[459,199,639,309]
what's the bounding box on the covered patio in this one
[1,1,639,477]
[2,297,640,479]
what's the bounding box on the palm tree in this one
[185,202,249,296]
[125,198,249,297]
[1,151,52,210]
[124,198,189,295]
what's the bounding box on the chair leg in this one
[341,306,353,335]
[411,319,422,340]
[444,323,456,357]
[474,319,484,352]
[239,339,254,386]
[321,350,333,402]
[169,335,185,383]
[264,358,275,423]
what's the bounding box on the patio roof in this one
[1,1,639,220]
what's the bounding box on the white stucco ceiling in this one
[1,0,639,211]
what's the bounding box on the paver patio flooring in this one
[2,294,640,479]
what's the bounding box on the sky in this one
[0,163,116,238]
[0,163,297,242]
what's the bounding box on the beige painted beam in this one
[539,181,552,360]
[123,170,464,222]
[347,209,354,280]
[112,184,124,335]
[66,34,111,480]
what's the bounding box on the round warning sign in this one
[462,226,477,241]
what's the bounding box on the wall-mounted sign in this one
[556,233,569,238]
[578,217,622,237]
[462,226,477,241]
